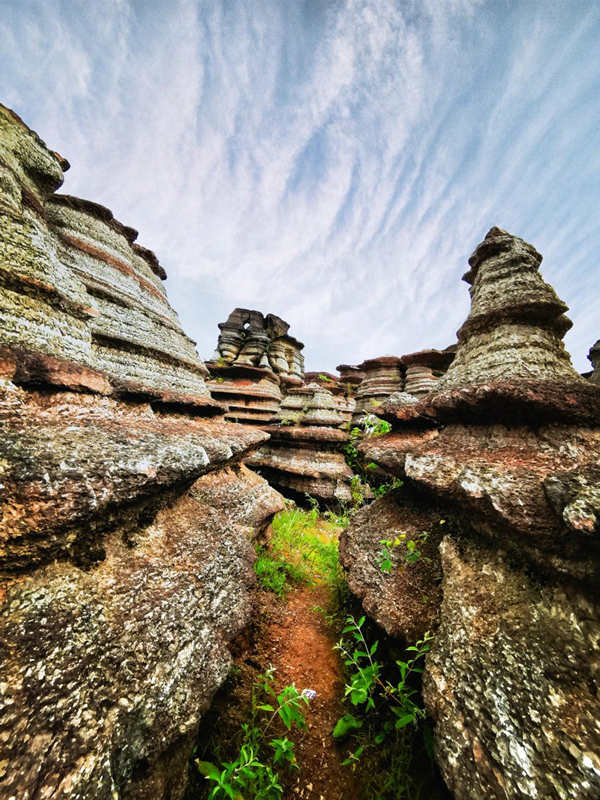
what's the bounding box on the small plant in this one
[196,667,312,799]
[333,616,433,769]
[377,531,430,573]
[350,475,365,509]
[318,373,332,382]
[372,478,404,499]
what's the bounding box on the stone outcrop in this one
[336,363,365,394]
[340,228,600,799]
[0,105,284,799]
[304,371,355,425]
[247,383,355,504]
[353,355,404,422]
[421,227,600,424]
[339,491,444,641]
[587,339,600,384]
[206,308,305,424]
[206,362,282,426]
[402,347,455,398]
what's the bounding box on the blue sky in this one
[1,0,599,372]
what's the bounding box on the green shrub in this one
[196,667,311,799]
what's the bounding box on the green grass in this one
[254,505,344,597]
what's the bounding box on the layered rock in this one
[207,309,305,423]
[353,355,404,422]
[422,227,600,424]
[341,228,600,799]
[304,371,355,425]
[402,348,455,398]
[587,339,600,384]
[247,383,355,503]
[336,363,365,393]
[0,106,284,799]
[206,363,282,426]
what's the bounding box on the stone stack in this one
[304,370,355,425]
[207,309,305,425]
[422,226,599,423]
[0,105,285,800]
[587,339,600,384]
[336,363,365,394]
[340,227,600,800]
[402,348,455,397]
[247,383,355,504]
[353,355,404,422]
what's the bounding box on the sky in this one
[1,0,599,372]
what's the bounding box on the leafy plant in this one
[377,531,430,573]
[196,667,311,799]
[334,616,433,746]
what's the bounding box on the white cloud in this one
[0,0,598,371]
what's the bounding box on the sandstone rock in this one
[336,363,365,393]
[0,463,284,800]
[0,105,285,800]
[353,355,404,422]
[206,363,282,426]
[339,228,600,799]
[207,309,305,422]
[422,227,600,424]
[339,491,444,641]
[0,106,219,415]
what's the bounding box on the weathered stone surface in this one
[209,308,304,384]
[587,339,600,384]
[0,379,268,570]
[247,426,354,503]
[336,363,365,392]
[206,363,282,426]
[0,105,285,800]
[353,355,404,421]
[339,228,600,799]
[207,309,305,423]
[401,348,455,398]
[247,383,356,503]
[0,105,219,414]
[339,492,444,640]
[424,537,600,800]
[0,463,284,800]
[423,227,600,424]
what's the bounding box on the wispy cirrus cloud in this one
[1,0,598,370]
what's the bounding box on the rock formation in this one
[0,105,284,799]
[247,383,355,504]
[353,355,404,422]
[422,227,600,423]
[402,347,455,397]
[341,228,600,799]
[207,308,304,424]
[336,363,365,394]
[587,339,600,384]
[304,370,355,426]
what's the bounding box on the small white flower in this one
[302,688,317,700]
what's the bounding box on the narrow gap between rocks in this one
[187,505,449,800]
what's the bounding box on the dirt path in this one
[261,584,358,800]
